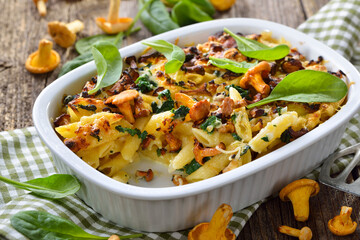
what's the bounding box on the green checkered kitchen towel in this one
[1,0,360,239]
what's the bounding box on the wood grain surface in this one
[1,0,360,239]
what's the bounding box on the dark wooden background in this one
[1,0,359,239]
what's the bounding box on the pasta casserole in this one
[54,31,347,186]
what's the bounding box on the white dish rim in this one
[33,18,360,200]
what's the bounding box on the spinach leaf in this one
[0,174,80,199]
[280,128,291,143]
[247,70,348,108]
[140,0,179,35]
[172,105,189,120]
[240,145,250,156]
[88,42,123,95]
[200,115,221,134]
[232,133,242,141]
[182,159,202,175]
[11,211,142,240]
[157,89,171,99]
[224,28,290,60]
[59,52,93,77]
[115,126,148,141]
[171,0,214,26]
[75,32,124,55]
[225,84,250,99]
[152,89,175,113]
[142,39,185,74]
[135,73,158,93]
[209,57,257,73]
[151,100,175,113]
[261,136,269,142]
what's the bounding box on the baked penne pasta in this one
[54,31,347,186]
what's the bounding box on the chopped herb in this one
[280,129,291,143]
[151,100,175,114]
[225,84,250,99]
[275,106,283,115]
[273,124,277,127]
[90,133,101,142]
[232,133,242,141]
[214,70,221,77]
[156,148,162,157]
[138,63,152,71]
[240,145,250,156]
[115,126,148,141]
[200,115,221,134]
[262,112,268,116]
[158,89,171,100]
[230,113,237,122]
[135,73,158,93]
[182,157,210,175]
[172,105,190,120]
[77,104,97,112]
[261,136,269,142]
[110,150,114,154]
[63,95,75,105]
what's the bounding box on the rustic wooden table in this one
[1,0,360,239]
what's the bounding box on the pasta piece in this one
[67,97,108,122]
[168,137,194,172]
[249,111,298,153]
[56,113,132,152]
[186,141,248,182]
[192,128,220,147]
[143,111,174,149]
[111,171,130,183]
[98,153,130,177]
[121,116,150,162]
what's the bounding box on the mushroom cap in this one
[279,179,320,201]
[328,207,357,236]
[33,0,48,3]
[299,226,313,240]
[188,223,235,240]
[95,17,132,34]
[48,21,76,48]
[25,48,60,74]
[210,0,235,11]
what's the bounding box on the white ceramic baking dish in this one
[32,18,360,232]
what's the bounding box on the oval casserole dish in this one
[33,18,360,232]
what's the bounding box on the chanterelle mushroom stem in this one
[328,206,357,236]
[279,179,320,222]
[66,20,85,33]
[48,20,84,48]
[25,39,60,74]
[108,0,121,23]
[95,0,132,34]
[278,226,312,240]
[33,0,47,16]
[37,40,52,66]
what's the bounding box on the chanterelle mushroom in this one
[33,0,47,17]
[328,206,357,236]
[210,0,236,11]
[105,90,139,123]
[240,61,271,97]
[25,39,60,74]
[188,204,235,240]
[48,20,84,48]
[96,0,133,34]
[278,225,312,240]
[279,179,320,222]
[174,93,210,122]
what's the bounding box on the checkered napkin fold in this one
[1,0,360,239]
